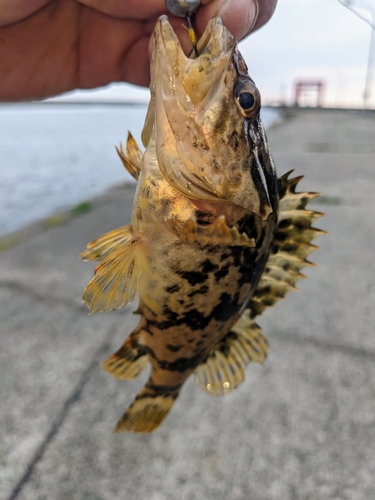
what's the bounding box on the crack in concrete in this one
[0,280,87,313]
[2,277,373,363]
[7,318,120,500]
[272,330,375,361]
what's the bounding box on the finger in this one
[251,0,277,33]
[0,0,51,27]
[146,0,276,62]
[120,36,151,87]
[196,0,277,41]
[77,0,167,20]
[196,0,258,40]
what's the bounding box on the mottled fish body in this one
[81,16,325,433]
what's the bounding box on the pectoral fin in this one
[82,235,144,313]
[167,215,255,247]
[195,312,268,396]
[116,132,143,180]
[80,224,133,262]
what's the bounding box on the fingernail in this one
[218,0,259,40]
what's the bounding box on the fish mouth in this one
[156,14,234,57]
[154,15,236,106]
[140,15,237,206]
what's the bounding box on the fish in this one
[80,15,325,433]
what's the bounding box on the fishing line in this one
[338,0,375,30]
[186,13,200,58]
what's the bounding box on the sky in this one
[49,0,375,108]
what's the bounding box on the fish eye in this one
[238,92,255,110]
[234,80,261,119]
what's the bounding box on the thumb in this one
[197,0,277,41]
[197,0,259,40]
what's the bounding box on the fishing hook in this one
[164,0,201,57]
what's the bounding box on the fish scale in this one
[80,15,325,433]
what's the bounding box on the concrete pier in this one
[1,109,374,500]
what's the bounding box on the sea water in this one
[0,104,280,236]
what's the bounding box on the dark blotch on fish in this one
[209,292,240,323]
[188,285,209,297]
[166,343,183,352]
[175,270,208,286]
[214,263,230,282]
[201,259,219,273]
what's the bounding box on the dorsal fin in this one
[195,171,325,396]
[194,313,268,396]
[115,131,143,180]
[248,171,326,319]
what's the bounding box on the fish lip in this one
[156,15,183,51]
[156,14,222,61]
[155,15,191,66]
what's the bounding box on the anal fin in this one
[116,132,143,180]
[102,331,148,380]
[80,224,133,262]
[82,235,144,313]
[195,312,268,396]
[167,215,255,247]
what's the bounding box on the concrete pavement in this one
[1,109,375,500]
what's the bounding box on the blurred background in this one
[45,0,375,109]
[1,2,375,499]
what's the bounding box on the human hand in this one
[0,0,277,101]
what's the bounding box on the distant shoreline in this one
[1,102,374,112]
[0,101,149,107]
[0,101,375,112]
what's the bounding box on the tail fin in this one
[113,381,181,433]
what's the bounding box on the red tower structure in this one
[294,81,324,107]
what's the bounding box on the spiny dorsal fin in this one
[80,224,133,262]
[248,170,327,319]
[113,379,181,433]
[167,215,255,247]
[195,314,268,396]
[82,235,144,313]
[115,131,143,180]
[102,330,148,380]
